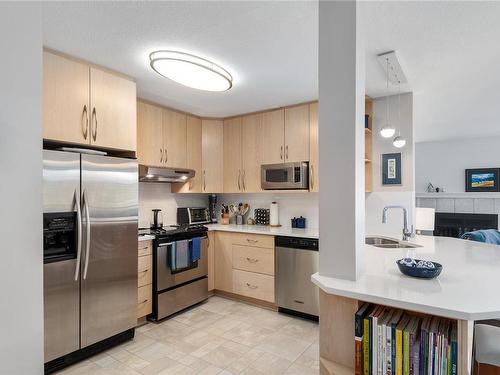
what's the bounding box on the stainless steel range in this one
[139,225,209,321]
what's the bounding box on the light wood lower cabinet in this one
[137,240,152,319]
[214,231,275,303]
[233,269,275,303]
[232,245,274,276]
[208,231,215,292]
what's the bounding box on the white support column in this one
[0,3,44,373]
[318,1,365,280]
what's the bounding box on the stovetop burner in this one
[139,224,208,238]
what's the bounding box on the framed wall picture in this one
[465,168,500,192]
[382,153,402,185]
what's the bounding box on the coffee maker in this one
[208,194,217,223]
[150,209,163,229]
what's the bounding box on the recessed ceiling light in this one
[149,50,233,92]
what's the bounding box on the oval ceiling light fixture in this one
[149,50,233,92]
[393,135,406,148]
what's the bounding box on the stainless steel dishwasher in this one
[275,236,319,318]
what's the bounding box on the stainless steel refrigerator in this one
[43,150,138,370]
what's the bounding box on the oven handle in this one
[157,236,208,247]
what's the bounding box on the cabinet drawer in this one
[232,269,275,303]
[137,284,152,318]
[138,240,152,257]
[138,255,152,287]
[232,233,274,249]
[232,245,274,275]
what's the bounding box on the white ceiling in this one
[42,1,500,142]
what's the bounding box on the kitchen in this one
[3,2,500,375]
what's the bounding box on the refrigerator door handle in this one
[74,189,83,281]
[82,189,91,280]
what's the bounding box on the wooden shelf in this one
[320,357,353,375]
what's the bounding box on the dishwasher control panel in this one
[275,236,318,251]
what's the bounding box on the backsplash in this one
[139,184,319,229]
[138,183,207,228]
[217,192,319,228]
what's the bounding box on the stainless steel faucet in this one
[382,205,414,241]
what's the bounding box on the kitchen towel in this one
[175,239,189,269]
[169,241,177,271]
[191,237,201,263]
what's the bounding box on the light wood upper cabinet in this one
[137,101,163,167]
[241,113,263,192]
[43,51,136,152]
[89,67,136,151]
[202,119,224,193]
[309,102,319,192]
[172,115,202,193]
[43,51,90,145]
[162,109,187,168]
[223,117,243,193]
[285,104,310,162]
[261,109,285,165]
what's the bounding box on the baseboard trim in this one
[213,289,278,311]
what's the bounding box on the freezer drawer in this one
[276,244,319,316]
[156,277,208,320]
[44,260,80,362]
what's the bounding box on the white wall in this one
[415,136,500,193]
[366,93,415,237]
[218,193,318,228]
[0,3,44,374]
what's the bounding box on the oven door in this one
[261,162,308,190]
[156,237,208,291]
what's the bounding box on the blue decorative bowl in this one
[396,258,443,279]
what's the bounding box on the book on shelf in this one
[354,305,458,375]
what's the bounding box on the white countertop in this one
[138,234,155,242]
[312,235,500,320]
[206,223,319,239]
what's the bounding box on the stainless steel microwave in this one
[177,207,210,225]
[261,162,309,190]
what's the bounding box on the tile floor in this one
[56,296,319,375]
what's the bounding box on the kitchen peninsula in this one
[312,235,500,375]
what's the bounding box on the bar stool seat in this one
[475,320,500,374]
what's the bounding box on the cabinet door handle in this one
[203,170,206,191]
[246,257,258,263]
[280,146,283,160]
[285,145,289,160]
[238,169,241,191]
[82,105,89,140]
[160,149,163,163]
[139,269,148,274]
[310,164,314,190]
[246,283,258,290]
[164,148,168,164]
[91,107,97,142]
[242,170,246,191]
[246,238,258,244]
[139,299,149,305]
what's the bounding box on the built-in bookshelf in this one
[355,303,458,375]
[318,292,472,375]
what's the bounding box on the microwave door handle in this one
[74,189,83,281]
[82,190,91,280]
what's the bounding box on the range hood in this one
[139,165,195,183]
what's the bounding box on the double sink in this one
[365,236,421,249]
